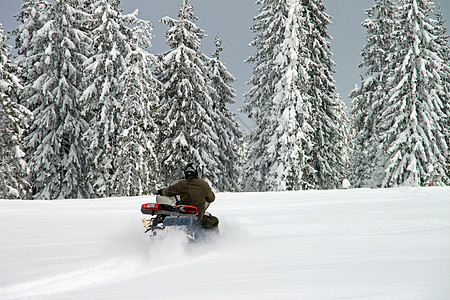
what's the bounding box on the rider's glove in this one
[157,189,164,196]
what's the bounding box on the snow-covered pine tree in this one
[377,0,448,187]
[262,0,315,191]
[14,0,50,197]
[13,0,50,111]
[157,0,237,189]
[243,0,346,191]
[242,0,291,191]
[113,13,161,197]
[244,0,288,121]
[335,93,350,184]
[208,36,242,191]
[435,7,450,183]
[82,0,143,197]
[301,0,348,190]
[0,23,32,199]
[349,0,399,187]
[236,138,249,190]
[21,0,91,199]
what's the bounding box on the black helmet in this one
[184,162,199,179]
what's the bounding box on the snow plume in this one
[144,230,190,266]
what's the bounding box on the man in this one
[158,163,217,227]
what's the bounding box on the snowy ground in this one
[0,187,449,300]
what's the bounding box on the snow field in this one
[0,187,449,299]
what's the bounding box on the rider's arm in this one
[205,185,215,203]
[162,181,182,197]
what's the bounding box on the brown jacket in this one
[162,177,215,220]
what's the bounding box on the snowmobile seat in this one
[156,195,177,205]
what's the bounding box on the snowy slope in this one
[0,187,449,300]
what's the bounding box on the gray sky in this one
[1,0,449,129]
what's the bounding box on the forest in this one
[0,0,449,199]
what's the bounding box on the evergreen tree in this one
[82,0,143,197]
[377,0,448,186]
[208,36,242,191]
[21,0,91,199]
[302,0,348,190]
[14,0,50,197]
[349,0,399,187]
[113,13,161,196]
[157,0,239,190]
[242,0,292,191]
[236,138,249,190]
[243,0,289,120]
[0,23,32,199]
[13,0,50,111]
[335,93,351,184]
[243,0,346,191]
[262,0,315,191]
[435,7,450,182]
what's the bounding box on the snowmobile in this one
[140,194,219,242]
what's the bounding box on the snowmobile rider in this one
[157,163,216,226]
